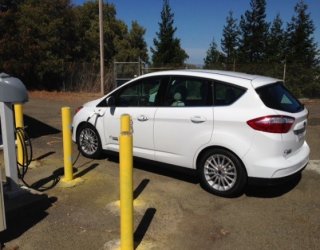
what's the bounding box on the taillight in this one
[75,106,83,114]
[247,115,295,133]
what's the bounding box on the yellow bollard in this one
[121,114,131,133]
[14,104,24,166]
[61,107,73,181]
[120,114,134,250]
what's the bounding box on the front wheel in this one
[76,123,102,159]
[198,148,247,197]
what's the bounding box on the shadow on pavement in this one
[134,179,150,200]
[106,153,198,184]
[33,151,56,161]
[74,163,99,179]
[30,163,98,191]
[106,153,303,198]
[24,115,60,139]
[245,172,302,198]
[132,179,155,248]
[30,167,64,191]
[0,194,57,246]
[134,208,156,249]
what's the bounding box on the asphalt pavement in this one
[0,93,319,250]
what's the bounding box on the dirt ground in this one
[0,91,320,250]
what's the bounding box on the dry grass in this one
[29,90,102,103]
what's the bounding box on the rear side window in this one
[163,77,212,107]
[214,82,246,106]
[256,82,304,113]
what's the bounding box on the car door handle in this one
[191,116,206,123]
[137,115,148,121]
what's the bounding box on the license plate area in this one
[294,126,306,135]
[293,120,307,142]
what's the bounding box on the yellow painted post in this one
[120,114,134,250]
[14,104,24,166]
[62,107,73,181]
[121,114,131,133]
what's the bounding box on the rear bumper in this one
[248,164,306,186]
[244,141,310,179]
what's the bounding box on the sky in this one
[72,0,320,65]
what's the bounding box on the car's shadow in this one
[106,153,198,184]
[105,152,302,198]
[245,172,302,198]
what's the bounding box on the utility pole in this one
[99,0,105,96]
[283,59,287,85]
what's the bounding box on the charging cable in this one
[15,127,32,187]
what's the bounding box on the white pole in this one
[0,102,20,195]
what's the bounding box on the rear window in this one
[256,82,304,113]
[214,82,246,106]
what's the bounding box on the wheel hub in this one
[204,154,237,191]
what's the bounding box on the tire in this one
[76,123,102,159]
[198,148,247,197]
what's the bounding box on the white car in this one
[72,70,309,197]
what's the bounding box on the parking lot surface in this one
[1,92,320,250]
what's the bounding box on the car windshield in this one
[256,82,304,113]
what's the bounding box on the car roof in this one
[133,69,281,89]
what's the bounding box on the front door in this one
[103,77,162,160]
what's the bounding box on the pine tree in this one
[286,0,318,67]
[128,21,148,63]
[0,0,24,77]
[151,0,188,67]
[204,37,225,69]
[74,2,125,64]
[238,0,269,63]
[266,14,285,63]
[16,0,76,88]
[221,11,239,64]
[285,0,319,97]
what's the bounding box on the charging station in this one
[0,72,28,232]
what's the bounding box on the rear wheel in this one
[198,148,247,197]
[77,123,102,159]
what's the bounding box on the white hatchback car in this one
[72,70,309,197]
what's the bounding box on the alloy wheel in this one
[79,127,99,155]
[204,154,237,191]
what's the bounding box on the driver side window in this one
[116,78,161,107]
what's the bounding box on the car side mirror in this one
[106,96,115,107]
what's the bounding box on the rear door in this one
[154,76,214,168]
